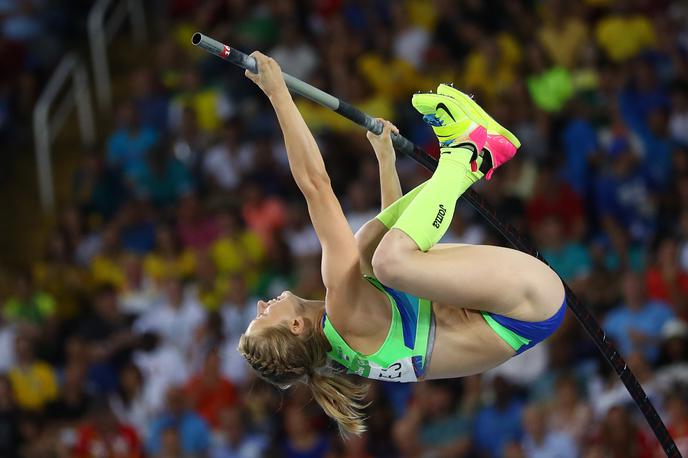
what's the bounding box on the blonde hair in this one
[238,319,369,435]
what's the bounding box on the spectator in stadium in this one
[393,380,472,457]
[133,332,188,414]
[535,216,591,289]
[664,392,688,456]
[45,361,93,423]
[176,193,221,251]
[280,403,330,458]
[134,276,204,355]
[109,363,149,438]
[645,237,688,321]
[184,346,238,429]
[548,374,593,445]
[591,405,655,457]
[605,271,675,362]
[210,208,265,283]
[129,141,194,209]
[0,374,21,457]
[106,101,159,179]
[240,181,287,250]
[8,333,57,411]
[209,405,269,458]
[77,284,136,394]
[202,120,251,193]
[521,403,578,458]
[73,401,142,458]
[143,224,196,285]
[146,386,210,457]
[2,269,55,329]
[472,377,525,457]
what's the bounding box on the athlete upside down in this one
[238,52,565,435]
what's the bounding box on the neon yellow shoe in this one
[436,83,520,179]
[411,92,488,154]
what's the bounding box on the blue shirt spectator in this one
[473,378,524,457]
[595,143,656,243]
[209,406,268,458]
[107,102,159,178]
[561,116,598,197]
[522,404,578,458]
[604,272,675,362]
[129,147,193,209]
[146,387,210,456]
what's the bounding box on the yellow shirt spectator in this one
[9,361,58,410]
[464,33,521,101]
[143,250,197,283]
[596,14,656,62]
[357,54,426,101]
[296,95,395,134]
[90,254,126,289]
[211,231,265,287]
[539,18,589,68]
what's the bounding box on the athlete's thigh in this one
[401,244,564,322]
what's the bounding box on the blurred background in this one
[0,0,687,457]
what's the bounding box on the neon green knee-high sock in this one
[392,147,482,251]
[375,182,427,229]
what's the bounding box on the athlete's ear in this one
[290,317,306,336]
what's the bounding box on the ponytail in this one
[309,371,369,435]
[238,322,369,435]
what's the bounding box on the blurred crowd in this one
[0,0,92,164]
[2,0,688,457]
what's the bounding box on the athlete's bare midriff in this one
[424,302,516,380]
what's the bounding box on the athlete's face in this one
[245,291,303,336]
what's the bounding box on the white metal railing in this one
[33,53,96,212]
[88,0,146,111]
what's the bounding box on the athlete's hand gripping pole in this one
[191,31,682,458]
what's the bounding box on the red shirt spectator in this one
[176,195,221,251]
[241,183,286,250]
[73,403,142,458]
[645,238,688,321]
[527,166,585,239]
[185,347,238,428]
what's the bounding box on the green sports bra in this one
[322,276,435,383]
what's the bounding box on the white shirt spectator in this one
[484,342,548,386]
[270,43,318,81]
[221,301,257,341]
[133,344,188,414]
[110,391,151,438]
[202,142,253,191]
[134,294,205,355]
[285,225,321,259]
[220,336,250,386]
[393,26,430,69]
[670,108,688,145]
[522,431,578,458]
[0,324,15,372]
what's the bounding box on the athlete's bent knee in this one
[372,239,405,287]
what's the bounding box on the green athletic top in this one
[322,276,435,383]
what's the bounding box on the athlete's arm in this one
[367,119,402,209]
[355,120,402,274]
[245,53,363,301]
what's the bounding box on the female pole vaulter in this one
[238,52,565,435]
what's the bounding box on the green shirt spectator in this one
[3,271,56,326]
[3,292,55,326]
[527,67,574,113]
